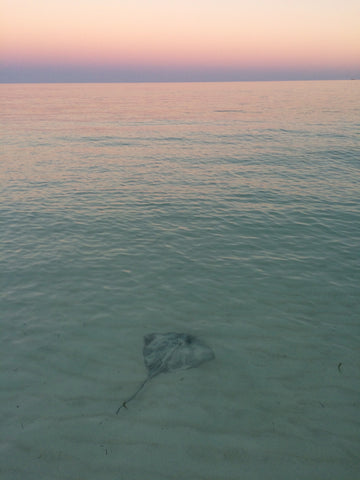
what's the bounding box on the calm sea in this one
[1,81,359,479]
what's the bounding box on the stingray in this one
[116,332,215,413]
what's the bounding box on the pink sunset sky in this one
[1,0,359,82]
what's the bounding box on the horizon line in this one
[1,78,358,85]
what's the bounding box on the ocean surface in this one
[1,81,359,479]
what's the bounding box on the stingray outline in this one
[116,332,215,413]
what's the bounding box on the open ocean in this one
[1,81,359,479]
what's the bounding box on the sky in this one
[1,0,359,82]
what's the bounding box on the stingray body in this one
[116,332,214,413]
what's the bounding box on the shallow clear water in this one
[1,81,360,479]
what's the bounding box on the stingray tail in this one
[116,377,150,414]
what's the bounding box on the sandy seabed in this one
[2,320,359,480]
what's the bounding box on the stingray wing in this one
[143,333,180,377]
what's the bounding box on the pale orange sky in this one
[1,0,359,81]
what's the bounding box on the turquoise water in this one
[1,81,360,479]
